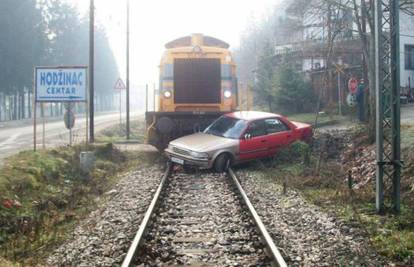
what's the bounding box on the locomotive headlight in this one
[163,90,172,98]
[224,90,232,99]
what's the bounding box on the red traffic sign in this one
[114,78,126,90]
[348,78,358,94]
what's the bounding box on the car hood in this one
[170,132,238,152]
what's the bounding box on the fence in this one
[0,91,117,122]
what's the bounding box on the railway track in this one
[122,164,286,266]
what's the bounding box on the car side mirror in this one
[243,133,251,140]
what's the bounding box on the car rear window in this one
[265,118,290,134]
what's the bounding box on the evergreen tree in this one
[255,39,276,112]
[273,63,316,113]
[0,0,46,94]
[0,0,119,114]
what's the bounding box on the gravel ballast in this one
[135,171,271,266]
[47,166,164,267]
[236,169,386,267]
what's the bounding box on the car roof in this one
[226,111,282,121]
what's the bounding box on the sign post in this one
[64,103,75,146]
[41,103,45,149]
[114,78,126,127]
[33,70,37,151]
[34,66,88,150]
[334,63,345,116]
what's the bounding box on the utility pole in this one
[89,0,95,142]
[126,0,130,140]
[374,0,401,214]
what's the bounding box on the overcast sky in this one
[73,0,277,86]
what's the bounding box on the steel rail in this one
[121,163,172,267]
[228,168,287,267]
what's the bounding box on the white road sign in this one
[35,67,87,102]
[114,78,126,90]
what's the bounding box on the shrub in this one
[275,141,310,163]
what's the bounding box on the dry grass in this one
[95,119,146,143]
[249,135,414,264]
[0,144,133,265]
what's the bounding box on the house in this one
[274,5,414,105]
[401,12,414,100]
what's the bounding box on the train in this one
[146,34,240,150]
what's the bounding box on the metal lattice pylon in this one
[374,0,401,213]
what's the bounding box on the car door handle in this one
[287,135,292,138]
[261,140,267,143]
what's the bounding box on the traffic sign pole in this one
[113,78,126,130]
[338,72,342,116]
[119,90,122,126]
[69,104,72,146]
[41,103,45,150]
[33,70,37,152]
[89,0,95,143]
[145,84,148,112]
[126,0,130,140]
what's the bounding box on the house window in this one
[405,45,414,70]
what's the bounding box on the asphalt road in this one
[0,104,411,161]
[0,111,142,160]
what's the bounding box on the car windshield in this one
[204,116,247,139]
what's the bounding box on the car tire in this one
[214,153,231,173]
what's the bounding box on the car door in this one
[239,119,269,161]
[264,117,293,155]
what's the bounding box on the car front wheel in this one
[213,153,231,173]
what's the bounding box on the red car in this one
[165,111,313,172]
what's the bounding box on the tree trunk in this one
[0,93,2,122]
[14,93,17,120]
[28,90,31,118]
[268,98,272,112]
[21,91,25,119]
[368,31,376,142]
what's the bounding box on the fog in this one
[72,0,277,86]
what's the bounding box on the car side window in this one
[246,120,266,138]
[265,118,290,134]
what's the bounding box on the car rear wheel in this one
[214,153,231,173]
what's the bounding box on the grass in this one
[0,143,160,265]
[253,139,414,264]
[95,119,146,143]
[402,123,414,148]
[287,112,347,126]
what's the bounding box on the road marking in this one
[0,133,21,148]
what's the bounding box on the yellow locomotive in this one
[146,34,238,150]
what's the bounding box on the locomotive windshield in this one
[173,58,221,104]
